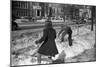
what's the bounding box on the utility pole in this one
[91,6,96,31]
[46,3,52,21]
[44,3,48,17]
[63,4,66,24]
[75,5,80,35]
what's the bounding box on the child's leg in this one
[68,33,72,46]
[37,53,41,64]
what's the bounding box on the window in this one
[37,10,41,17]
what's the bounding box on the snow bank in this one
[11,25,96,65]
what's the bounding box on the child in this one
[35,21,58,64]
[58,24,72,46]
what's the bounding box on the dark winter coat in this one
[58,26,72,35]
[58,25,73,46]
[36,27,58,57]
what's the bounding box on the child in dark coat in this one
[58,24,73,46]
[35,21,58,64]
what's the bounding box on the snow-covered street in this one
[11,24,96,66]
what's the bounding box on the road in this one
[16,21,90,31]
[17,22,65,30]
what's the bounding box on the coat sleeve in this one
[54,30,56,38]
[58,29,64,36]
[38,29,48,43]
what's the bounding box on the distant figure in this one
[58,24,72,46]
[12,19,19,31]
[35,21,58,64]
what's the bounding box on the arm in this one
[58,29,64,37]
[35,29,47,44]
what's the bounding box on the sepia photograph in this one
[11,0,96,66]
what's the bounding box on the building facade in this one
[12,1,92,22]
[12,1,31,18]
[48,3,64,17]
[12,1,65,19]
[12,1,44,19]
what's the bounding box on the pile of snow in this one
[53,25,95,61]
[11,25,96,66]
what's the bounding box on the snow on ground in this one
[11,24,96,66]
[54,24,95,62]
